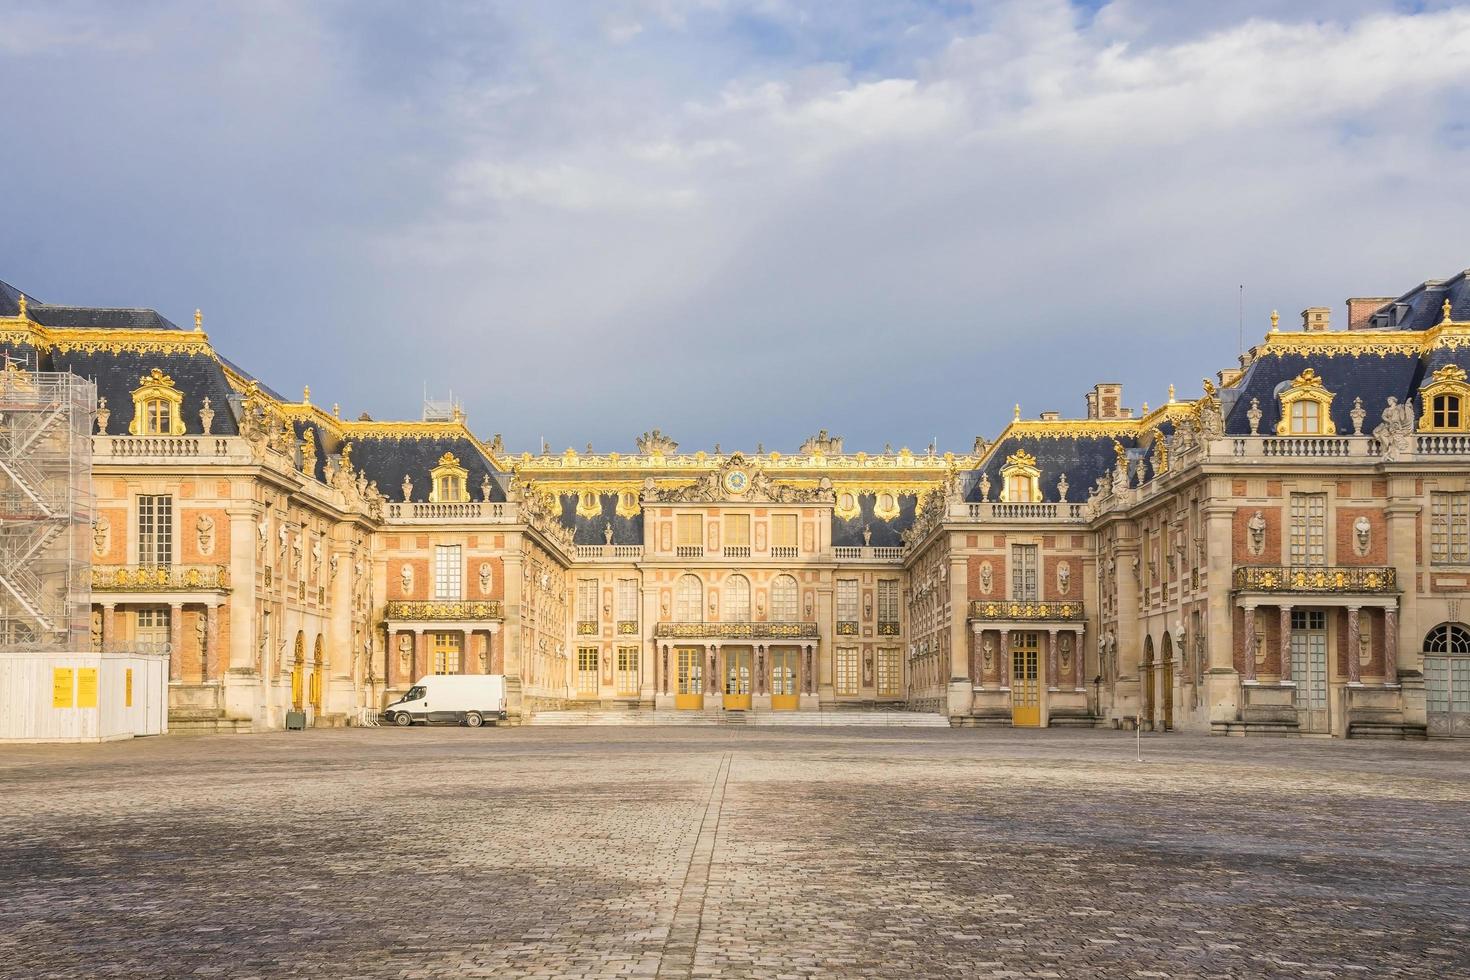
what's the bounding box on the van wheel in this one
[465,711,484,728]
[393,713,412,727]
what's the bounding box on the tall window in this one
[616,578,638,625]
[772,514,798,556]
[1432,493,1470,564]
[577,647,599,694]
[137,495,173,567]
[676,514,703,555]
[724,513,750,552]
[434,545,462,600]
[724,575,751,621]
[675,574,703,622]
[1288,399,1322,434]
[1433,394,1463,430]
[835,647,859,695]
[616,646,639,695]
[432,632,462,674]
[1289,493,1327,567]
[142,398,173,435]
[1011,544,1038,600]
[577,579,599,626]
[770,574,799,620]
[877,648,900,696]
[837,579,859,626]
[877,580,900,634]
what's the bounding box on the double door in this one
[1290,613,1329,733]
[770,648,799,711]
[1427,657,1470,736]
[1011,632,1041,727]
[723,648,752,711]
[675,647,704,710]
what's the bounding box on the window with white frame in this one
[616,578,638,624]
[877,580,900,631]
[675,574,702,622]
[770,574,799,620]
[1289,493,1327,567]
[1432,493,1470,564]
[1011,544,1038,600]
[835,647,859,695]
[137,495,173,567]
[433,545,462,600]
[724,575,751,621]
[577,578,599,625]
[837,579,859,625]
[877,648,900,696]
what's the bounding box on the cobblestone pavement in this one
[3,728,1469,979]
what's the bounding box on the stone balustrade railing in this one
[383,501,514,523]
[956,502,1087,522]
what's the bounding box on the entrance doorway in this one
[1141,635,1155,728]
[1011,632,1041,727]
[770,648,799,711]
[1424,623,1470,737]
[1290,610,1329,733]
[724,647,752,710]
[675,647,704,710]
[1160,633,1174,731]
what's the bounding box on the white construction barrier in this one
[0,651,169,743]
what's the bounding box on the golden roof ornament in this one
[194,308,203,332]
[1168,384,1176,403]
[333,403,340,418]
[1013,403,1021,422]
[302,385,310,405]
[1444,298,1455,324]
[16,293,27,318]
[1270,309,1280,332]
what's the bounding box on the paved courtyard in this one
[2,728,1469,979]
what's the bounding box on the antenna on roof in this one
[1238,284,1244,354]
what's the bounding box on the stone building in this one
[1,267,1468,737]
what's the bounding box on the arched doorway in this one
[1425,623,1470,737]
[1141,635,1155,728]
[1159,632,1174,731]
[291,631,305,710]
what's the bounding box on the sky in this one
[2,0,1468,456]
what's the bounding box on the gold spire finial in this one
[16,294,26,318]
[333,402,340,418]
[1270,309,1280,332]
[1013,403,1021,422]
[1444,298,1454,324]
[194,308,202,332]
[1168,383,1176,403]
[1142,400,1150,414]
[302,384,310,405]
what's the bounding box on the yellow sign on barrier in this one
[125,669,133,707]
[77,668,98,709]
[52,668,74,708]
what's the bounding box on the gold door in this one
[1142,663,1156,728]
[1161,660,1174,731]
[723,648,752,710]
[675,647,704,710]
[1011,633,1041,727]
[770,648,799,711]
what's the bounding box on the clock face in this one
[724,469,750,495]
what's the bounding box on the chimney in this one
[1301,307,1330,332]
[1093,383,1124,419]
[1346,297,1394,331]
[1085,391,1098,420]
[1039,411,1061,421]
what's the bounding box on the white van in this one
[384,675,507,728]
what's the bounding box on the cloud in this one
[2,0,1468,453]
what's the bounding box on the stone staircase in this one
[528,708,951,728]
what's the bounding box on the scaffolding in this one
[0,364,94,651]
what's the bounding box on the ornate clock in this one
[723,469,750,495]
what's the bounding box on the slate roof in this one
[1363,269,1470,331]
[831,494,917,547]
[350,435,506,504]
[1224,351,1422,436]
[555,493,645,546]
[52,348,242,436]
[970,434,1140,503]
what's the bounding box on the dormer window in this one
[128,368,186,436]
[1276,368,1336,436]
[999,450,1042,503]
[1419,365,1470,433]
[428,452,469,503]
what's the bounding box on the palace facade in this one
[2,268,1469,737]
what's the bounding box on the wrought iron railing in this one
[1232,566,1397,594]
[383,599,504,620]
[968,599,1085,622]
[91,564,230,591]
[653,621,819,640]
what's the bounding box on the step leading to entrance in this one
[529,709,951,727]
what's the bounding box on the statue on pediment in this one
[635,429,678,455]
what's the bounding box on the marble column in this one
[413,628,427,680]
[101,603,116,653]
[1278,605,1293,683]
[1073,629,1086,690]
[1384,605,1399,686]
[168,603,183,682]
[205,603,219,682]
[1046,628,1060,692]
[1000,631,1011,690]
[1241,604,1257,684]
[1346,606,1362,685]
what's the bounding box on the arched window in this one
[770,574,799,621]
[675,574,702,622]
[1425,623,1470,655]
[428,452,469,503]
[1420,365,1470,432]
[999,450,1041,503]
[724,575,751,621]
[128,368,186,436]
[1276,368,1336,436]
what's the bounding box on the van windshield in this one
[405,686,426,701]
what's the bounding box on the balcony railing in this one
[833,546,904,561]
[383,501,514,523]
[722,546,751,558]
[1416,434,1470,455]
[383,599,504,621]
[574,544,644,560]
[1232,566,1397,594]
[675,545,704,558]
[771,546,799,558]
[653,621,819,640]
[968,599,1085,622]
[959,502,1087,522]
[92,564,230,592]
[576,620,598,635]
[100,436,233,459]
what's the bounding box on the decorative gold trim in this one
[128,368,186,436]
[92,564,229,591]
[1418,364,1470,432]
[1276,368,1337,435]
[383,600,504,621]
[575,490,602,520]
[1232,566,1396,594]
[429,451,469,503]
[999,449,1042,503]
[968,600,1085,622]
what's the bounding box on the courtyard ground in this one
[1,727,1468,979]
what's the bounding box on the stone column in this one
[1046,628,1060,692]
[805,644,814,694]
[1346,606,1362,685]
[414,628,427,680]
[1073,628,1086,690]
[1241,604,1257,684]
[101,603,116,653]
[205,602,219,683]
[1384,604,1399,686]
[661,644,670,696]
[1000,631,1011,689]
[756,644,766,695]
[169,603,184,682]
[1278,605,1293,683]
[709,644,719,699]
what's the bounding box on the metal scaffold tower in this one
[0,363,95,651]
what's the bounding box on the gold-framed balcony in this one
[1232,566,1397,595]
[92,564,230,592]
[384,599,504,622]
[968,600,1085,623]
[653,621,819,640]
